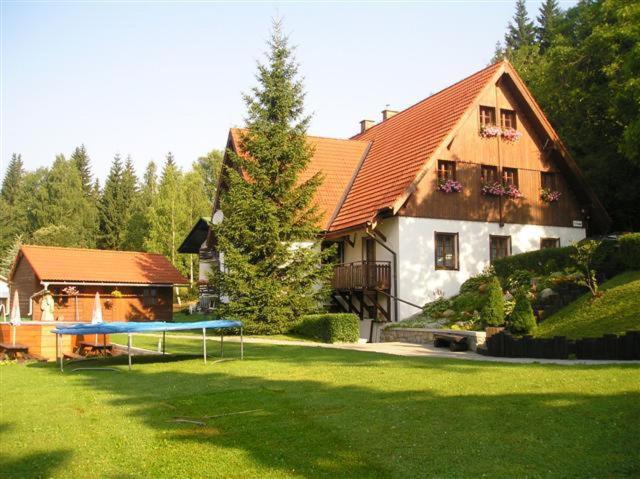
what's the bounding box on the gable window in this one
[480,106,496,127]
[541,172,558,190]
[500,109,517,129]
[502,167,519,187]
[437,160,456,182]
[541,238,560,249]
[435,232,459,270]
[143,288,158,307]
[481,165,499,183]
[490,235,511,262]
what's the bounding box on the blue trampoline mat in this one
[51,320,243,336]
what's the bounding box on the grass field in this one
[1,335,638,478]
[537,271,640,339]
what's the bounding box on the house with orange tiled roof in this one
[183,60,610,338]
[8,245,188,322]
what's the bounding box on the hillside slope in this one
[536,271,640,339]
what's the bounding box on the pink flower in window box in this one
[540,188,561,203]
[501,127,523,142]
[480,125,502,138]
[436,178,463,193]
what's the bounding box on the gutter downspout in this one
[365,226,399,324]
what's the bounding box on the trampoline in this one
[51,320,243,372]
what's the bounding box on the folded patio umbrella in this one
[91,291,103,344]
[9,290,21,345]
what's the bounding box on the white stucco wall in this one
[394,217,586,319]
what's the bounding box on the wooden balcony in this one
[331,261,392,292]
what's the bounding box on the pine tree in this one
[491,41,506,63]
[29,155,96,247]
[0,234,22,277]
[212,21,333,334]
[536,0,561,52]
[505,0,536,51]
[99,154,125,249]
[1,153,24,205]
[124,161,157,251]
[70,145,93,196]
[509,290,537,334]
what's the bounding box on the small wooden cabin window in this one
[541,172,558,190]
[502,167,519,187]
[143,288,158,307]
[480,106,496,126]
[540,238,560,249]
[481,165,499,183]
[490,235,511,262]
[435,233,459,270]
[437,160,456,181]
[500,109,517,129]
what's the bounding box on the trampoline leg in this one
[162,330,166,355]
[202,328,207,364]
[103,334,107,358]
[127,333,132,371]
[58,334,63,372]
[220,333,224,358]
[240,327,244,360]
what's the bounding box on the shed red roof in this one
[16,245,188,285]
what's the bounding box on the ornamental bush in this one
[294,313,359,343]
[480,276,505,327]
[509,291,537,335]
[618,233,640,271]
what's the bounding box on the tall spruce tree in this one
[505,0,536,51]
[536,0,561,52]
[99,154,125,249]
[1,153,24,205]
[124,160,157,251]
[212,21,333,334]
[70,145,93,196]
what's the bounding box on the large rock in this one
[540,288,557,300]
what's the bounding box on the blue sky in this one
[1,1,577,183]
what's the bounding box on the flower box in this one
[480,125,502,138]
[540,188,561,203]
[481,181,506,197]
[501,127,523,142]
[436,178,463,193]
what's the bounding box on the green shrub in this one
[294,313,359,343]
[618,233,640,271]
[509,291,537,335]
[422,297,451,317]
[459,266,495,294]
[452,292,484,313]
[492,246,575,284]
[480,276,505,326]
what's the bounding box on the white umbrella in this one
[9,290,21,345]
[91,292,103,344]
[91,292,103,324]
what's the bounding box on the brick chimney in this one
[382,109,398,121]
[360,119,375,133]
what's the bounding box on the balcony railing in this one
[331,261,391,291]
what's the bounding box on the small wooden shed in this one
[8,245,188,322]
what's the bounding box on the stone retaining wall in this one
[381,327,486,352]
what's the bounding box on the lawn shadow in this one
[0,449,71,479]
[32,349,640,478]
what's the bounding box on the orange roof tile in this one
[329,62,502,231]
[17,245,188,285]
[229,128,370,230]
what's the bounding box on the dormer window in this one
[501,109,516,129]
[480,106,496,127]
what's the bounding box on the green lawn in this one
[1,336,638,478]
[537,271,640,339]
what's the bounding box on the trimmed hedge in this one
[294,313,360,343]
[619,233,640,271]
[492,246,575,283]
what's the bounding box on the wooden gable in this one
[397,65,608,232]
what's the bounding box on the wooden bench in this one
[78,341,113,357]
[0,342,29,359]
[433,333,468,352]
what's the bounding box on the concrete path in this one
[131,333,640,366]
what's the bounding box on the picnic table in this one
[78,340,113,357]
[0,342,29,359]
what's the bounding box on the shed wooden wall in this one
[9,255,40,316]
[399,78,584,228]
[36,285,173,322]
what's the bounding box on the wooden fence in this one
[484,331,640,360]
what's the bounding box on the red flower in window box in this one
[540,188,561,203]
[501,128,523,142]
[436,178,463,193]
